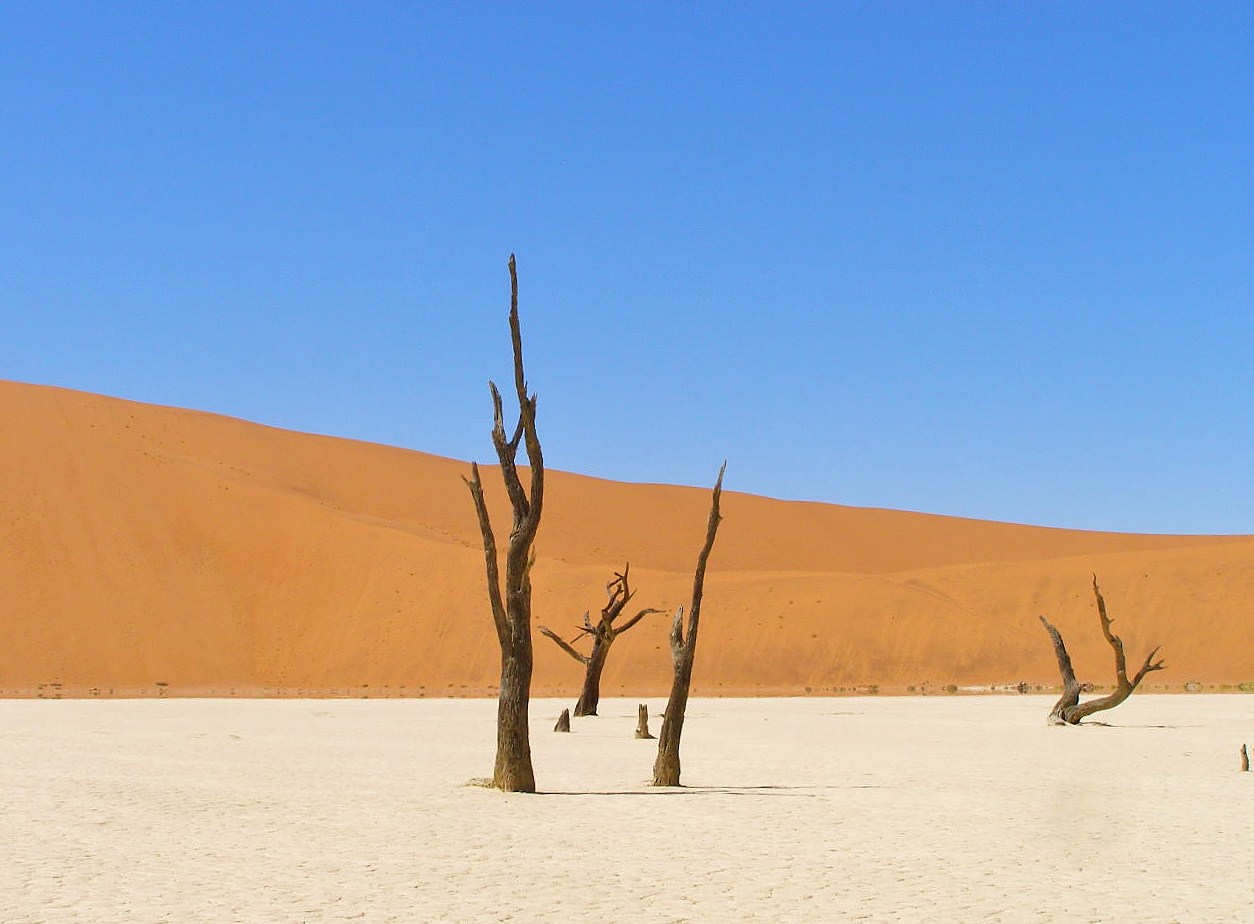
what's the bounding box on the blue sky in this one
[2,3,1252,534]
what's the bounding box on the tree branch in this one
[1039,614,1080,725]
[1092,575,1130,688]
[615,607,663,636]
[539,626,590,665]
[602,566,635,624]
[1131,646,1166,686]
[464,463,508,646]
[507,254,544,541]
[488,380,530,523]
[683,461,726,655]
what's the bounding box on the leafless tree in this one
[539,565,661,717]
[652,463,725,786]
[464,254,544,792]
[1039,575,1165,726]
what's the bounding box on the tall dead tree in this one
[463,254,544,792]
[1039,575,1165,726]
[539,565,661,717]
[652,463,725,787]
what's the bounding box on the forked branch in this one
[1041,575,1165,726]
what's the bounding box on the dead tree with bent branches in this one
[652,463,725,787]
[1039,575,1165,726]
[539,565,661,717]
[463,254,544,792]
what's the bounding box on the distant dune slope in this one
[1,380,1251,696]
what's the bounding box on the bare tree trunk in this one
[574,641,609,716]
[539,566,660,718]
[1039,575,1165,726]
[464,254,544,793]
[635,703,654,739]
[653,464,725,787]
[1240,743,1249,772]
[554,708,571,733]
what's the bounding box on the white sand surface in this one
[1,695,1251,922]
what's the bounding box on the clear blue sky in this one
[2,3,1252,534]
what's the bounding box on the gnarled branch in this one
[1041,575,1166,726]
[538,626,590,665]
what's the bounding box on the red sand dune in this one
[1,380,1251,697]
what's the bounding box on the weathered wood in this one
[1040,575,1165,726]
[1241,743,1250,772]
[538,625,589,665]
[554,708,571,733]
[539,565,661,717]
[1039,614,1081,726]
[635,703,654,739]
[653,463,726,787]
[463,254,544,792]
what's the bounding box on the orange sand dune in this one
[1,379,1251,697]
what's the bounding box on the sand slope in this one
[1,379,1251,695]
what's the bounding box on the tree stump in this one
[635,703,655,739]
[1241,743,1249,772]
[554,708,571,733]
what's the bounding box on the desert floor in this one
[2,695,1251,923]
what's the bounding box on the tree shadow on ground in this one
[535,784,882,797]
[1074,721,1197,729]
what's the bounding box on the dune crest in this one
[1,380,1251,696]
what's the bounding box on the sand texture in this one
[2,696,1251,922]
[2,379,1253,695]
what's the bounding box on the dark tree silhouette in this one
[464,254,544,792]
[652,463,725,787]
[1039,575,1165,726]
[539,565,661,717]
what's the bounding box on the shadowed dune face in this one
[1,379,1252,697]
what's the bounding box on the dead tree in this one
[463,254,544,792]
[1039,575,1165,726]
[635,704,654,739]
[652,463,725,787]
[539,565,661,717]
[554,709,571,733]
